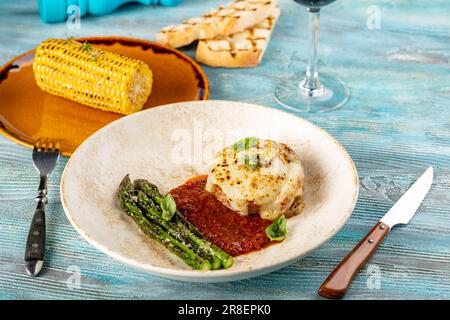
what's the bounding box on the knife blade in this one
[318,166,434,299]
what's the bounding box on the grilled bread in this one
[156,0,278,48]
[195,7,280,68]
[33,39,153,115]
[205,137,304,221]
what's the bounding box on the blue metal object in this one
[38,0,182,23]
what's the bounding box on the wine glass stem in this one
[301,8,322,94]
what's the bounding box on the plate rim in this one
[0,36,209,157]
[60,100,359,282]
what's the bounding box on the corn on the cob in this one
[33,39,153,115]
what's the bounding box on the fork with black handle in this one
[25,140,60,276]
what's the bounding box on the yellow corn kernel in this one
[33,39,153,115]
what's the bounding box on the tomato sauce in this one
[170,176,272,256]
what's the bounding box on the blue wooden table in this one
[1,0,449,299]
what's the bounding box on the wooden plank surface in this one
[0,0,449,299]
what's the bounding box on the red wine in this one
[294,0,336,10]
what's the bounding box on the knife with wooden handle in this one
[318,166,434,299]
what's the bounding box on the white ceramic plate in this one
[61,100,359,282]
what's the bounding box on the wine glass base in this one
[274,73,349,113]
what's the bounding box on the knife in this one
[318,166,434,299]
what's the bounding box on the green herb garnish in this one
[160,193,177,221]
[80,41,102,62]
[241,153,261,170]
[65,36,74,43]
[265,215,287,241]
[81,41,93,52]
[234,137,262,170]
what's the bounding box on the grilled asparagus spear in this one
[119,175,211,270]
[134,179,234,269]
[134,190,222,270]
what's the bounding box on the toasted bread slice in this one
[195,7,280,68]
[156,0,278,48]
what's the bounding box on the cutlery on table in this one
[24,140,60,277]
[318,166,434,299]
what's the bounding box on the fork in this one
[24,140,60,277]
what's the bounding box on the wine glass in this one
[274,0,349,113]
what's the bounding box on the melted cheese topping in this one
[205,139,304,220]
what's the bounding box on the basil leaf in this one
[245,137,259,149]
[265,215,287,241]
[233,137,262,170]
[233,137,259,152]
[161,194,176,221]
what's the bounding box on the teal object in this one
[0,0,450,299]
[38,0,182,23]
